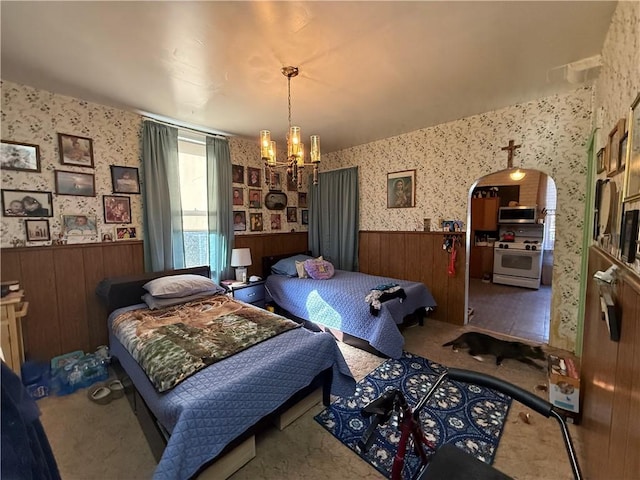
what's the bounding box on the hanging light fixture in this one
[509,168,526,181]
[260,66,320,190]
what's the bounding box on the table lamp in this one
[230,248,252,282]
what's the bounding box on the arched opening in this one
[465,168,556,344]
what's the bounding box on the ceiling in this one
[1,1,616,154]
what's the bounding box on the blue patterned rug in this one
[314,352,512,479]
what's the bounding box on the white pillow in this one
[142,274,223,298]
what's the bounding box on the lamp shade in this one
[230,248,252,267]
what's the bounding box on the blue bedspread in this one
[265,270,437,358]
[108,305,355,480]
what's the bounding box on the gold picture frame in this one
[623,93,640,202]
[606,118,625,177]
[387,169,416,208]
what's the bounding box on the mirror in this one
[265,192,287,210]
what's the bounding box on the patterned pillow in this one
[303,258,335,280]
[296,256,323,278]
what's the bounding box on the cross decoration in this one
[501,140,521,168]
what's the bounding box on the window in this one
[543,179,557,250]
[178,134,208,267]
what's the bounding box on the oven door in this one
[493,248,543,288]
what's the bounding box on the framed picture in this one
[2,189,53,217]
[55,170,96,197]
[103,195,132,224]
[62,214,97,236]
[1,140,41,172]
[623,93,640,202]
[232,164,244,184]
[57,133,94,167]
[387,169,416,208]
[298,192,308,208]
[286,206,297,223]
[620,209,639,263]
[301,209,309,225]
[249,189,262,208]
[270,213,282,230]
[116,227,137,240]
[110,166,140,194]
[287,174,297,192]
[269,172,282,191]
[232,187,244,206]
[233,211,246,232]
[249,213,263,231]
[596,147,606,174]
[247,167,261,187]
[100,227,115,242]
[619,132,629,172]
[25,219,50,242]
[606,118,625,176]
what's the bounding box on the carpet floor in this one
[37,319,583,479]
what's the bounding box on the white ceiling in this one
[1,1,616,153]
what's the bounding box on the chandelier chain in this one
[287,75,292,130]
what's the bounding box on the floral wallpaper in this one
[1,80,143,246]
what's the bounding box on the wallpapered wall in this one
[0,81,308,248]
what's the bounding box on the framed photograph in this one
[619,132,628,172]
[57,133,94,167]
[387,169,416,208]
[110,166,140,194]
[62,214,97,236]
[2,189,53,217]
[100,227,115,242]
[301,209,309,225]
[233,211,246,232]
[249,212,263,232]
[596,147,606,174]
[249,189,262,208]
[232,187,244,206]
[1,140,41,172]
[103,195,132,223]
[623,93,640,202]
[286,206,297,223]
[55,170,96,197]
[116,227,137,240]
[232,164,244,184]
[247,167,261,187]
[298,192,308,208]
[620,209,639,263]
[270,213,282,230]
[606,118,625,176]
[287,174,297,192]
[268,172,282,191]
[25,219,50,242]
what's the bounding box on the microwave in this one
[498,206,537,224]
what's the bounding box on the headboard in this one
[262,251,311,279]
[95,265,211,313]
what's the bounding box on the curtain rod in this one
[142,115,228,140]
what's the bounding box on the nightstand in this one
[227,281,266,309]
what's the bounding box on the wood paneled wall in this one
[359,231,466,325]
[234,232,308,279]
[1,241,144,362]
[581,246,640,479]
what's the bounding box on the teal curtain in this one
[206,136,234,282]
[141,121,184,271]
[309,167,359,270]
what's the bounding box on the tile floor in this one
[467,278,551,344]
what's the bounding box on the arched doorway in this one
[465,168,556,344]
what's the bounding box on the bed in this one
[263,253,437,359]
[95,266,355,480]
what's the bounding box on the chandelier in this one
[260,66,320,190]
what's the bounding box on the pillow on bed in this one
[295,255,323,278]
[142,290,222,310]
[271,254,314,277]
[142,274,224,298]
[303,258,335,280]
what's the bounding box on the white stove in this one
[493,225,545,289]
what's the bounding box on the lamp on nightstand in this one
[231,248,252,282]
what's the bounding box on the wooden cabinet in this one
[469,246,494,279]
[471,197,499,231]
[0,241,144,362]
[0,290,29,375]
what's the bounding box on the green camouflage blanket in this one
[111,295,300,392]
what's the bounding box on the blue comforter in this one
[108,304,355,480]
[265,270,437,358]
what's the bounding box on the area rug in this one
[314,351,512,479]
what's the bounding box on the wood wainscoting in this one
[581,246,639,479]
[234,232,308,279]
[359,231,465,325]
[0,241,144,362]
